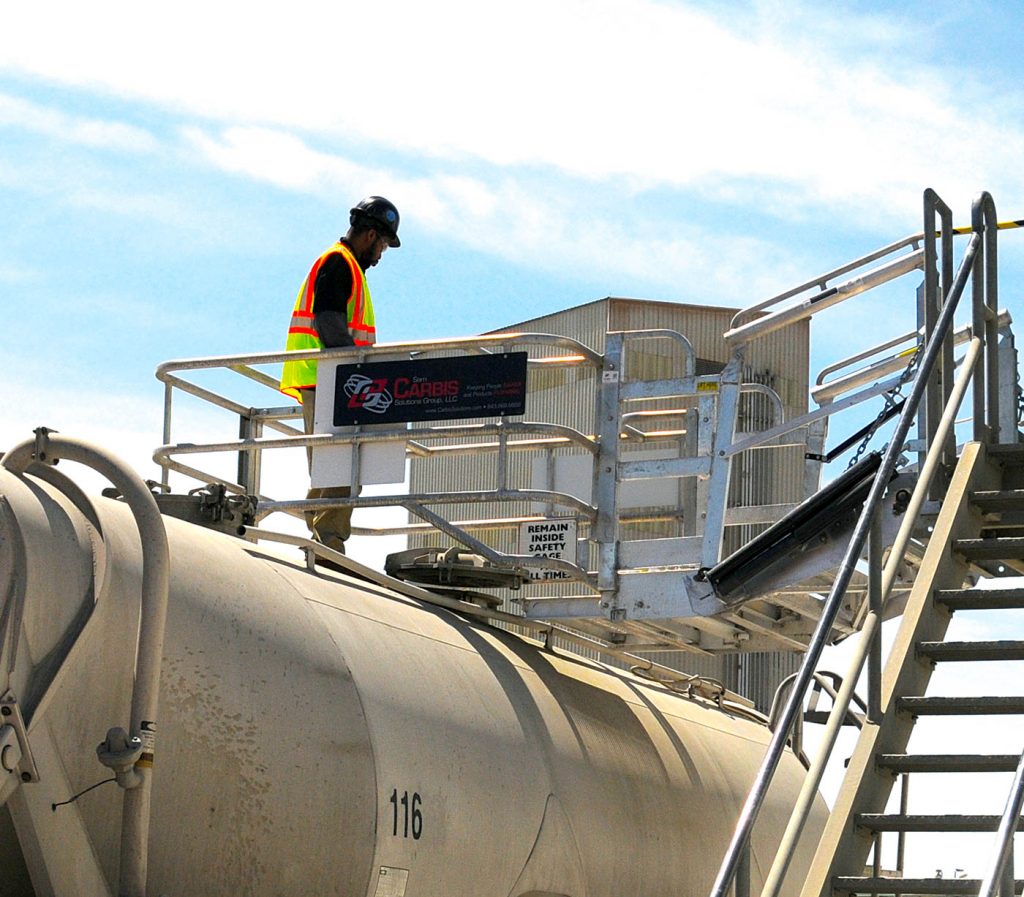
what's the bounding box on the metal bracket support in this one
[0,691,40,803]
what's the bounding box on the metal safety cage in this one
[153,327,804,622]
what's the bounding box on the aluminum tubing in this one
[1,434,170,897]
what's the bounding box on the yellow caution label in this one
[943,219,1024,236]
[697,382,719,392]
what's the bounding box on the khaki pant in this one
[301,389,353,553]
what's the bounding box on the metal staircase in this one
[707,191,1024,897]
[803,441,1024,896]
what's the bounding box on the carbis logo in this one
[343,374,393,414]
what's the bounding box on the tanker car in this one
[0,433,826,896]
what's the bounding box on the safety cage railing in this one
[154,328,802,596]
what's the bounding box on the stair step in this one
[898,695,1024,716]
[834,877,1023,895]
[954,537,1024,560]
[935,587,1024,611]
[855,813,1021,832]
[877,753,1021,773]
[988,443,1024,462]
[918,640,1024,661]
[972,489,1024,512]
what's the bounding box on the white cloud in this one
[0,91,157,153]
[3,0,1023,224]
[0,263,41,285]
[183,123,803,299]
[182,126,366,192]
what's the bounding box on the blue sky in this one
[3,1,1024,877]
[3,0,1024,466]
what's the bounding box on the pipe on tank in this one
[1,429,169,897]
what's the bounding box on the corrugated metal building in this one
[409,297,812,711]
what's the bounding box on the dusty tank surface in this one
[0,450,827,896]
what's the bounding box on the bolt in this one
[21,771,30,782]
[1,706,10,717]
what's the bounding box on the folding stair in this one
[800,442,1024,897]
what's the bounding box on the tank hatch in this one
[385,547,530,606]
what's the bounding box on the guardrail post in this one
[983,195,1001,442]
[700,352,743,568]
[594,334,624,612]
[997,330,1019,444]
[972,193,999,443]
[867,507,883,724]
[162,382,173,490]
[237,411,262,495]
[922,189,956,495]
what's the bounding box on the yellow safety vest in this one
[280,242,376,402]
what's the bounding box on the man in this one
[280,195,401,554]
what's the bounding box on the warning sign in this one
[518,518,578,581]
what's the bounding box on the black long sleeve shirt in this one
[312,244,359,347]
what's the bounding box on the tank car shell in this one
[0,468,826,896]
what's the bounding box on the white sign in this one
[518,518,578,581]
[310,359,407,488]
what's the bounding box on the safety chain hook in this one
[846,341,925,469]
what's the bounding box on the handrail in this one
[728,217,1023,333]
[708,200,986,897]
[618,328,697,381]
[155,325,800,588]
[977,747,1024,897]
[724,250,925,346]
[155,420,600,472]
[812,310,1013,404]
[759,334,983,897]
[154,332,605,380]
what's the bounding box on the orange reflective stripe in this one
[288,327,319,338]
[301,255,326,313]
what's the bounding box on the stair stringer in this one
[798,441,1001,897]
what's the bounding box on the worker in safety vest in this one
[280,195,401,555]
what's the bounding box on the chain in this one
[1017,362,1024,426]
[846,340,926,469]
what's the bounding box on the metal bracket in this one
[32,426,58,466]
[0,691,40,790]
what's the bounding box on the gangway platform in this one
[151,191,1021,664]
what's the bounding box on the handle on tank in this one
[1,428,169,897]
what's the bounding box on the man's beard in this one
[356,248,378,269]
